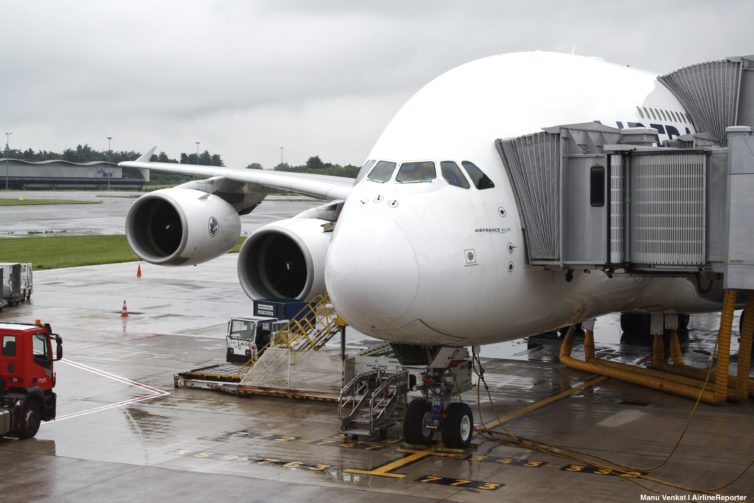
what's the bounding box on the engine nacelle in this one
[126,188,241,266]
[237,218,331,301]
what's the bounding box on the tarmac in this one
[0,194,752,502]
[0,190,322,237]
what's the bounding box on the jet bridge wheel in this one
[403,398,434,445]
[441,402,473,449]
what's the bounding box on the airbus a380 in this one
[120,51,723,447]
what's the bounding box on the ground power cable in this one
[471,352,704,497]
[469,346,753,497]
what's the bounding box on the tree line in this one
[247,155,359,178]
[3,144,224,166]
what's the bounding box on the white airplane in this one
[120,51,724,448]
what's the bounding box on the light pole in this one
[5,132,12,190]
[195,141,200,164]
[106,136,113,191]
[280,146,284,166]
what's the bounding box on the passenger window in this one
[461,161,495,190]
[2,335,16,357]
[367,161,397,183]
[440,161,470,189]
[396,161,436,183]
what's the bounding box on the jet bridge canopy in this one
[495,123,620,264]
[659,55,754,145]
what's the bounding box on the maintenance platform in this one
[0,257,751,502]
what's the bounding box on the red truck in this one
[0,321,62,439]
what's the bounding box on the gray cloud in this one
[1,0,753,168]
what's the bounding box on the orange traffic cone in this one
[121,300,128,318]
[137,264,142,278]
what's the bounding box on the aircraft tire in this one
[441,402,473,449]
[403,398,433,445]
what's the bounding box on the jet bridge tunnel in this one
[495,55,754,403]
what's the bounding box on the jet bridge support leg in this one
[649,294,754,401]
[560,290,753,404]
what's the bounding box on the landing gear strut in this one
[398,347,474,449]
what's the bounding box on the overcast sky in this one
[2,0,753,168]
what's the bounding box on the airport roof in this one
[0,158,115,166]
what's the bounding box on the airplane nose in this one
[325,211,419,328]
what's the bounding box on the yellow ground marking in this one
[344,449,434,479]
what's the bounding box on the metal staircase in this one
[271,294,341,352]
[237,294,341,371]
[338,369,409,438]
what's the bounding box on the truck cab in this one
[225,317,287,363]
[0,321,62,438]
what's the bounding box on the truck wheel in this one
[403,398,433,445]
[441,402,473,449]
[19,400,42,439]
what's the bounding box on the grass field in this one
[0,198,101,206]
[0,235,138,269]
[230,237,246,253]
[0,235,248,269]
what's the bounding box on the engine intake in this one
[126,188,241,266]
[237,218,331,300]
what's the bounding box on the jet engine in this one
[126,187,241,266]
[237,217,331,301]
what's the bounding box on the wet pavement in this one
[0,192,752,502]
[0,258,751,503]
[0,190,322,237]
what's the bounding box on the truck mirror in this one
[55,334,63,361]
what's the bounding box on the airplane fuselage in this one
[324,52,720,346]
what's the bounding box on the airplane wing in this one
[118,147,355,201]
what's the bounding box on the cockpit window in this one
[356,159,376,183]
[396,161,436,183]
[461,161,495,190]
[367,161,397,183]
[440,161,470,189]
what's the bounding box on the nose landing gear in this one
[399,347,474,449]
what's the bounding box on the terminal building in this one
[0,159,149,190]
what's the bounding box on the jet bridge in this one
[496,55,754,404]
[496,55,754,290]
